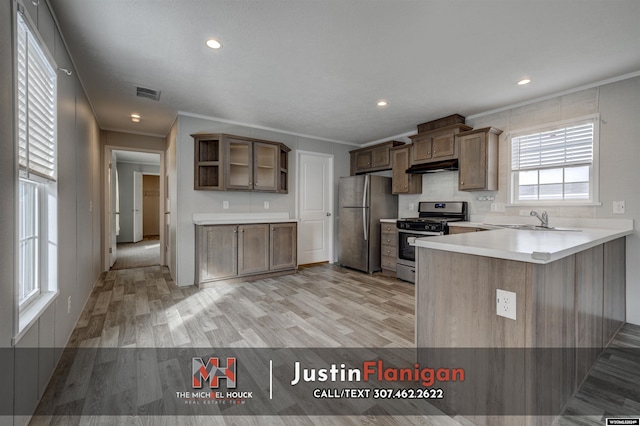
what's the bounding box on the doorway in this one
[296,151,334,265]
[105,148,165,271]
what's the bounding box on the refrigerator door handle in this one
[362,175,369,241]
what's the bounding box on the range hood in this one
[405,159,459,174]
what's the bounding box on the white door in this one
[297,152,333,264]
[133,171,143,243]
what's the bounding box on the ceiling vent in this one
[135,86,161,101]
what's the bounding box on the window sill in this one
[508,202,602,208]
[13,290,59,345]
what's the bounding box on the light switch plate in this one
[264,201,270,209]
[496,289,516,320]
[223,201,229,209]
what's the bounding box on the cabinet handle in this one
[461,181,464,185]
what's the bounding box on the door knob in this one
[326,212,332,216]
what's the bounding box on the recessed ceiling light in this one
[131,114,141,123]
[377,100,388,107]
[517,78,532,86]
[206,38,222,49]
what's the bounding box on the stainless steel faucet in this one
[530,210,549,228]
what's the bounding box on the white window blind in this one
[510,117,598,203]
[511,121,594,171]
[17,13,57,182]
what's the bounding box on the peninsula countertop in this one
[414,221,633,264]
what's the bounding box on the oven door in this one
[398,229,441,263]
[397,229,442,283]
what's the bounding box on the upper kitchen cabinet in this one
[409,124,472,165]
[193,133,290,192]
[350,141,405,175]
[391,145,421,194]
[193,134,224,190]
[458,127,502,191]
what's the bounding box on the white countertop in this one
[193,212,298,225]
[414,220,633,264]
[380,218,398,223]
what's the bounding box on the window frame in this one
[509,114,601,206]
[14,4,59,343]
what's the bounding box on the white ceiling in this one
[49,0,640,145]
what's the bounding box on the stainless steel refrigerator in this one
[338,175,397,273]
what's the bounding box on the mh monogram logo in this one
[192,357,237,389]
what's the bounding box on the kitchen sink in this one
[484,224,582,231]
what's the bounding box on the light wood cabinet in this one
[603,238,625,345]
[195,222,297,286]
[197,225,238,281]
[380,222,398,274]
[447,225,486,234]
[270,222,297,270]
[238,224,270,275]
[409,124,472,165]
[350,141,404,175]
[193,133,290,192]
[458,127,502,191]
[391,145,421,194]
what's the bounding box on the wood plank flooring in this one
[30,264,640,425]
[111,238,161,270]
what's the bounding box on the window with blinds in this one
[16,10,58,311]
[17,12,57,182]
[511,116,598,203]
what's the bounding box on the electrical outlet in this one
[409,203,415,211]
[613,200,625,214]
[491,203,505,212]
[496,289,516,320]
[67,296,71,314]
[264,201,270,209]
[223,201,229,209]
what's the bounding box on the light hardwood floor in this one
[30,264,640,425]
[111,238,161,270]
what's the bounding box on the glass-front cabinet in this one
[193,133,290,192]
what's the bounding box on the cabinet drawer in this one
[381,232,397,247]
[381,255,397,271]
[381,245,397,257]
[381,223,397,234]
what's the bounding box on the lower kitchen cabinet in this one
[238,224,270,275]
[196,222,297,286]
[380,222,398,275]
[270,223,297,270]
[197,225,239,281]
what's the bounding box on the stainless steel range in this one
[396,201,468,283]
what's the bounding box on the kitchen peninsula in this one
[414,221,632,425]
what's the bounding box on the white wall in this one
[399,77,640,325]
[171,114,353,286]
[1,1,102,424]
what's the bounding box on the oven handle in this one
[397,229,443,237]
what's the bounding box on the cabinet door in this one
[371,146,390,168]
[270,223,297,270]
[198,225,238,282]
[226,138,253,190]
[354,150,372,172]
[459,132,487,190]
[432,132,456,159]
[238,224,270,275]
[392,146,421,194]
[411,135,432,163]
[253,142,278,191]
